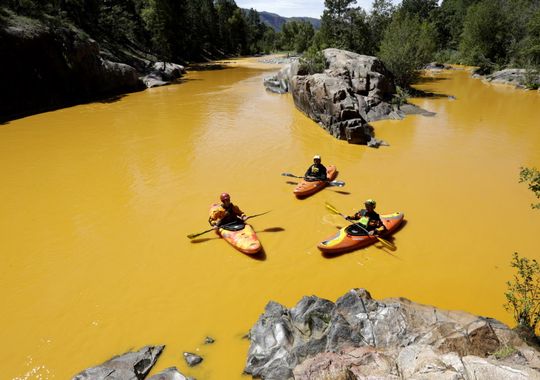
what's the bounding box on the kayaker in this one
[346,199,386,235]
[304,155,327,182]
[208,193,247,228]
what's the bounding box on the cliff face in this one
[0,12,145,122]
[245,288,540,379]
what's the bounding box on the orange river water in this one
[0,57,539,379]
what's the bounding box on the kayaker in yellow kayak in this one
[346,199,387,236]
[208,193,247,229]
[304,155,327,182]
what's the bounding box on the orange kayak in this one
[317,212,404,254]
[293,165,337,198]
[218,222,262,254]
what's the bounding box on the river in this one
[0,58,539,379]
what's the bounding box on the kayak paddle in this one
[187,211,271,239]
[325,202,396,251]
[281,173,345,187]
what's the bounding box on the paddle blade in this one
[187,229,212,239]
[281,172,298,178]
[377,236,397,251]
[328,180,345,187]
[325,202,340,215]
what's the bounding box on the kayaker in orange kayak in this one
[304,155,327,182]
[208,193,247,228]
[346,199,387,236]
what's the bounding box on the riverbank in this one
[72,289,540,379]
[0,8,187,123]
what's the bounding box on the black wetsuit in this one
[304,163,327,181]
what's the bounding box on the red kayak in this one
[317,212,404,254]
[294,165,337,198]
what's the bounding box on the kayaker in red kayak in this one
[346,199,387,236]
[208,193,247,229]
[304,155,327,182]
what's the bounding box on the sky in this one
[235,0,402,19]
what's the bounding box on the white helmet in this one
[313,155,321,160]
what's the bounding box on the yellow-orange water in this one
[1,58,539,379]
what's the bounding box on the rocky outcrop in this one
[264,49,426,146]
[244,288,540,379]
[475,68,540,90]
[72,345,165,380]
[0,12,184,122]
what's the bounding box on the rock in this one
[204,336,215,344]
[0,13,146,122]
[147,367,191,380]
[141,62,185,88]
[72,345,164,380]
[263,48,404,146]
[183,352,203,367]
[244,289,540,380]
[424,62,453,70]
[476,68,540,89]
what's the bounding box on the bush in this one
[504,253,540,336]
[519,167,540,209]
[390,86,410,108]
[298,46,326,75]
[379,13,436,87]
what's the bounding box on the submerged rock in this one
[244,288,540,379]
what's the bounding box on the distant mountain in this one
[249,10,321,31]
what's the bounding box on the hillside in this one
[256,10,321,31]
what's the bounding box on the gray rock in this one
[263,48,402,146]
[183,352,203,367]
[72,345,164,380]
[141,62,185,88]
[147,367,190,380]
[244,289,540,380]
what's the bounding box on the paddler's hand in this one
[240,215,248,221]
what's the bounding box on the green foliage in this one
[298,46,326,75]
[379,14,437,87]
[504,253,540,335]
[433,49,461,64]
[398,0,439,19]
[368,0,396,53]
[459,0,511,69]
[281,20,314,53]
[519,167,540,209]
[390,86,410,108]
[320,0,373,53]
[492,344,517,359]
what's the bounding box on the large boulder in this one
[244,289,540,380]
[264,49,408,146]
[0,11,184,122]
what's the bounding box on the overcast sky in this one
[235,0,402,18]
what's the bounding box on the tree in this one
[379,13,437,87]
[369,0,396,53]
[459,0,511,69]
[398,0,439,19]
[320,0,357,49]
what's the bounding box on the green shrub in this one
[504,253,540,335]
[519,167,540,209]
[298,46,326,75]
